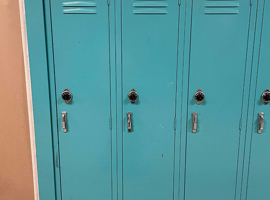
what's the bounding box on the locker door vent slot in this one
[133,0,168,14]
[204,0,239,14]
[62,1,97,14]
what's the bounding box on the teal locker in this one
[47,0,112,199]
[121,0,179,199]
[244,0,270,199]
[23,0,268,199]
[183,0,252,200]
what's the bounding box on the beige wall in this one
[0,0,34,199]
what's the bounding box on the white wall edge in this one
[18,0,40,199]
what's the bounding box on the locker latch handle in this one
[127,112,132,132]
[62,111,67,133]
[258,113,264,134]
[192,112,197,133]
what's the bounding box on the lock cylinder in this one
[62,88,72,104]
[128,89,139,104]
[194,89,205,104]
[262,89,270,105]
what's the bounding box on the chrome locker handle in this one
[62,112,67,132]
[127,112,132,132]
[258,113,264,134]
[192,112,197,133]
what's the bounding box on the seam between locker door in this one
[233,3,253,200]
[121,2,124,198]
[120,0,123,198]
[178,1,187,199]
[113,0,119,199]
[244,1,266,199]
[47,0,63,199]
[42,0,60,199]
[239,1,260,199]
[114,0,124,198]
[183,0,194,199]
[173,4,181,200]
[108,3,114,200]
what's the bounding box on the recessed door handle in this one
[193,112,197,133]
[62,111,67,132]
[258,113,264,134]
[127,112,132,132]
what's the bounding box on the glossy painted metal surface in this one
[244,0,270,199]
[184,0,252,199]
[48,0,112,199]
[121,1,179,199]
[24,0,57,199]
[24,0,269,199]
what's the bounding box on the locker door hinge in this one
[174,118,177,130]
[109,118,112,130]
[239,119,242,131]
[56,153,59,168]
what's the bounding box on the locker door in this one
[185,0,250,199]
[121,1,179,199]
[49,1,112,199]
[246,1,270,199]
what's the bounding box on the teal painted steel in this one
[24,0,270,199]
[24,0,57,199]
[235,0,266,199]
[183,0,252,200]
[244,0,270,199]
[48,0,113,199]
[233,1,259,199]
[121,1,179,199]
